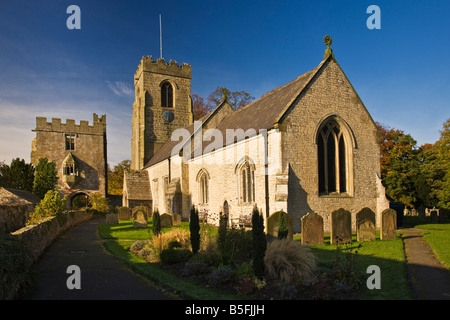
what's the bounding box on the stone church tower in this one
[131,56,194,170]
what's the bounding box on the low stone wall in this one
[0,204,34,233]
[11,210,93,261]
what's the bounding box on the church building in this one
[123,37,389,233]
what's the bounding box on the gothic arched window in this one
[317,118,352,195]
[161,82,174,108]
[236,158,255,203]
[197,169,210,204]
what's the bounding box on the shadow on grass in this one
[103,226,415,300]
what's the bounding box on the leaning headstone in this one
[118,206,131,220]
[430,210,438,224]
[356,207,376,242]
[380,208,397,240]
[330,208,352,245]
[160,213,173,228]
[301,212,324,245]
[266,211,294,240]
[106,213,119,225]
[132,206,148,228]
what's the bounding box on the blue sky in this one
[0,0,449,166]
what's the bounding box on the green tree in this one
[252,205,266,279]
[32,158,58,199]
[189,206,200,254]
[414,143,444,208]
[0,158,35,191]
[435,118,450,209]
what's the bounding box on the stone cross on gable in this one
[323,35,335,60]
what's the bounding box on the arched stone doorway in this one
[66,191,91,210]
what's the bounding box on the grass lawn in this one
[100,220,412,300]
[414,223,450,269]
[306,233,412,300]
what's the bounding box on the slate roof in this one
[143,57,328,169]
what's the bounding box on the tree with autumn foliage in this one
[376,119,450,210]
[376,122,420,208]
[107,160,131,195]
[191,93,213,120]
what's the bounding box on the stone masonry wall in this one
[132,57,193,170]
[281,59,387,232]
[31,114,107,195]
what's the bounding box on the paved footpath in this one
[27,218,172,300]
[399,228,450,300]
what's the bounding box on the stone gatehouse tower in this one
[131,56,194,171]
[31,113,107,200]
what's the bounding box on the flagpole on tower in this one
[159,14,163,59]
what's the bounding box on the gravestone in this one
[118,206,131,220]
[356,207,376,242]
[105,213,119,225]
[132,205,148,228]
[439,208,448,223]
[380,208,397,240]
[160,213,173,228]
[301,212,324,245]
[266,211,293,240]
[172,213,182,226]
[330,208,352,245]
[430,210,438,224]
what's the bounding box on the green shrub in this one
[208,266,234,287]
[32,158,58,199]
[27,187,66,225]
[88,193,109,214]
[0,232,33,299]
[160,248,193,265]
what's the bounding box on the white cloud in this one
[106,81,134,97]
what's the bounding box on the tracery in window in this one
[318,119,351,195]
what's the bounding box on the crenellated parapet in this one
[33,113,106,135]
[134,55,192,80]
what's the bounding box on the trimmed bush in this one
[190,206,200,254]
[152,209,161,236]
[252,205,266,279]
